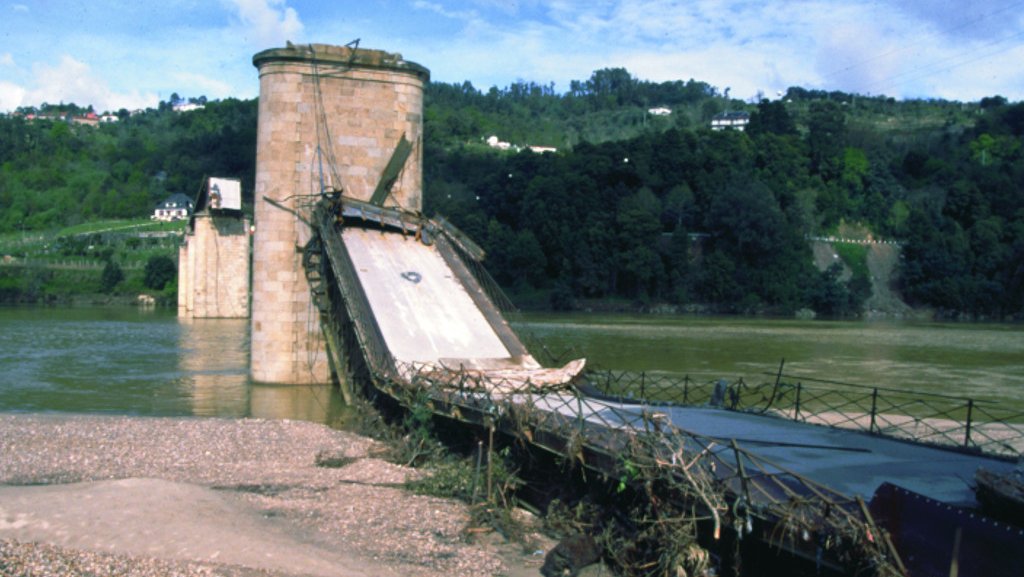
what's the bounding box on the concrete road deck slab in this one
[527,393,1014,505]
[611,403,1016,505]
[343,228,510,364]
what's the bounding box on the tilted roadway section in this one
[309,198,1022,577]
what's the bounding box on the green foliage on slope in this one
[2,70,1022,316]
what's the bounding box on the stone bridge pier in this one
[250,43,429,385]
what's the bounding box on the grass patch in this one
[834,242,869,279]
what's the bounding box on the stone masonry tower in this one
[250,43,429,384]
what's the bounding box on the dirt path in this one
[0,414,548,577]
[863,243,914,316]
[1,478,376,577]
[810,240,917,317]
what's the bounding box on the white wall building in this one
[152,193,194,221]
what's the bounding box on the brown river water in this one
[1,307,1021,422]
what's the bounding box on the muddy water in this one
[0,306,352,424]
[513,313,1024,405]
[1,307,1021,419]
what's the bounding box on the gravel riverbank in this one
[0,414,548,577]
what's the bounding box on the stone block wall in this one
[178,214,251,319]
[250,43,428,385]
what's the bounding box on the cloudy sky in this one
[2,0,1023,113]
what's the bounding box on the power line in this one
[860,27,1024,96]
[821,0,1024,82]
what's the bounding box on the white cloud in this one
[22,56,158,112]
[11,3,28,13]
[291,0,1024,100]
[226,0,304,47]
[0,82,26,112]
[412,1,471,20]
[0,53,14,67]
[172,71,234,99]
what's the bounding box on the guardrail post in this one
[640,371,646,400]
[870,388,878,434]
[683,376,690,405]
[964,399,974,449]
[794,382,802,421]
[577,394,584,434]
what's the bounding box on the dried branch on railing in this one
[302,197,907,576]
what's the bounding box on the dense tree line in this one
[424,75,1023,317]
[0,97,255,233]
[1,68,1021,316]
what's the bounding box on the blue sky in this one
[2,0,1023,113]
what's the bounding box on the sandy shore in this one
[0,414,549,577]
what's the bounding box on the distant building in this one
[71,112,99,126]
[152,193,195,221]
[486,135,512,150]
[648,107,672,116]
[22,110,114,126]
[711,111,750,131]
[487,135,555,154]
[173,102,205,113]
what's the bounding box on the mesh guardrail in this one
[588,369,1024,459]
[377,361,904,576]
[306,198,906,575]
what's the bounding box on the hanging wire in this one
[308,41,360,196]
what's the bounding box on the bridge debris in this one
[414,358,587,396]
[305,195,915,576]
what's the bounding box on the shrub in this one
[144,255,177,290]
[101,261,124,293]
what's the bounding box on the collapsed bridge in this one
[251,42,1023,577]
[299,193,1021,577]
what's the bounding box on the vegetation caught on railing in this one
[307,197,907,576]
[366,359,906,576]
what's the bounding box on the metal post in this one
[577,394,584,434]
[640,371,646,400]
[964,399,974,449]
[870,388,878,434]
[794,382,802,421]
[683,376,690,405]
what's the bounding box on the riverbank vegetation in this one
[1,74,1021,317]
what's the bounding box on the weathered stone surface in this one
[178,213,250,319]
[250,43,428,385]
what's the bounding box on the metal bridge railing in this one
[588,369,1024,459]
[370,360,904,576]
[305,198,906,575]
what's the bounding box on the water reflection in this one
[3,307,1019,421]
[0,307,350,427]
[177,315,351,425]
[251,384,338,422]
[177,316,250,417]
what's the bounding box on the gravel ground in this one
[0,414,549,577]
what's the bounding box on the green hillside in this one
[1,71,1021,317]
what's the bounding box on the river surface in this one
[513,313,1024,403]
[0,307,351,424]
[1,307,1021,423]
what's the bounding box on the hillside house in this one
[711,111,750,131]
[152,193,194,221]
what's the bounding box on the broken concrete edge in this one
[252,43,430,82]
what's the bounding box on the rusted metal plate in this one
[870,482,1024,577]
